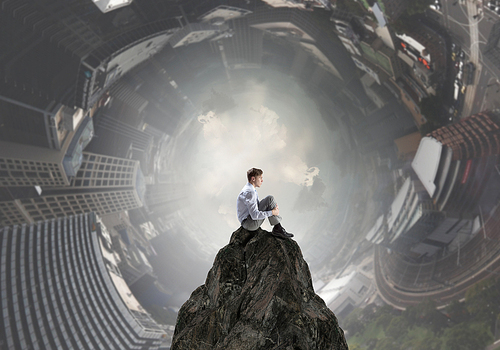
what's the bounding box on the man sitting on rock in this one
[236,167,293,239]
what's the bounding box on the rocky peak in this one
[171,227,349,350]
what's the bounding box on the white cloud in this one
[197,111,227,145]
[281,155,320,187]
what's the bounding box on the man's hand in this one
[272,205,279,216]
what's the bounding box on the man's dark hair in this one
[247,168,263,182]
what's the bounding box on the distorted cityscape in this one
[2,0,500,349]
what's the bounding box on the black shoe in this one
[272,225,294,239]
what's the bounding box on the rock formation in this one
[171,227,349,350]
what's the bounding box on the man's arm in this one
[244,191,272,220]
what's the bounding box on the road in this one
[436,0,500,117]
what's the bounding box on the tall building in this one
[0,213,165,350]
[367,111,500,259]
[217,16,264,69]
[0,115,94,187]
[0,152,145,226]
[412,111,500,213]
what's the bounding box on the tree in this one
[442,323,493,350]
[402,330,442,350]
[342,308,366,336]
[465,278,500,325]
[374,337,399,350]
[385,316,408,340]
[445,300,470,324]
[406,0,434,15]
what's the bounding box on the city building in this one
[101,212,156,285]
[0,152,145,226]
[350,98,417,155]
[413,111,500,214]
[0,213,165,350]
[0,115,94,187]
[367,111,500,258]
[215,16,264,69]
[261,0,330,10]
[317,270,373,319]
[394,131,422,161]
[86,110,155,162]
[359,34,403,80]
[248,7,372,111]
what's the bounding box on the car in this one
[459,50,465,59]
[461,85,467,94]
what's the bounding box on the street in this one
[434,0,500,117]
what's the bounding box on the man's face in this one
[252,175,264,188]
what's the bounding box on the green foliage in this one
[384,316,408,340]
[445,299,470,324]
[465,278,500,325]
[343,278,500,349]
[343,308,366,336]
[335,0,368,17]
[406,0,434,15]
[442,322,493,350]
[374,336,399,350]
[401,327,442,350]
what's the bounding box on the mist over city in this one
[2,0,500,349]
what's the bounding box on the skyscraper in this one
[0,115,94,187]
[413,110,500,213]
[0,152,145,226]
[0,213,165,350]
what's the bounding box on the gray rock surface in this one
[171,227,349,350]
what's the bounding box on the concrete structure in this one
[413,111,500,214]
[0,115,94,187]
[367,111,500,258]
[0,213,165,350]
[101,212,156,286]
[261,0,330,10]
[365,177,459,258]
[394,131,422,161]
[317,271,373,319]
[360,35,402,80]
[216,16,264,69]
[0,152,145,226]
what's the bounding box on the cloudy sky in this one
[161,66,348,263]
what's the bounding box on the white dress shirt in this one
[236,182,272,223]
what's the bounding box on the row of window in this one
[0,215,163,349]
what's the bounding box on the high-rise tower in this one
[0,213,165,350]
[0,152,145,226]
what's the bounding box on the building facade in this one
[0,152,145,226]
[413,111,500,214]
[0,213,165,350]
[0,116,94,187]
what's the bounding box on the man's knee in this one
[260,195,277,210]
